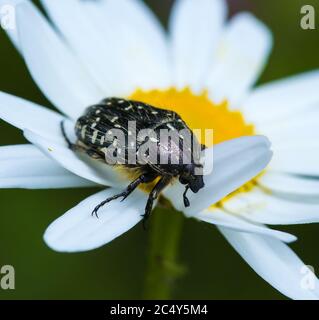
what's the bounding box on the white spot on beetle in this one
[91,130,98,144]
[81,125,87,139]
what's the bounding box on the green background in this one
[0,0,318,300]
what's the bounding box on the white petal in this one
[225,189,319,225]
[219,228,319,300]
[197,209,296,243]
[248,99,319,176]
[258,112,319,177]
[24,129,127,188]
[44,188,147,252]
[270,146,319,176]
[259,172,319,199]
[165,136,272,215]
[257,106,319,149]
[16,1,103,119]
[206,13,272,106]
[94,0,171,91]
[243,70,319,126]
[170,0,227,91]
[0,144,94,189]
[41,0,170,95]
[0,91,64,141]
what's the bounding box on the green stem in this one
[143,207,185,300]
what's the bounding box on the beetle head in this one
[179,164,205,193]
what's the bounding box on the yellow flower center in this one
[129,87,258,203]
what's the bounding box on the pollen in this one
[129,87,258,203]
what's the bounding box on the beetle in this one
[61,97,205,225]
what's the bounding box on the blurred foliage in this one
[0,0,319,300]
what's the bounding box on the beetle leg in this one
[92,172,158,218]
[60,120,76,150]
[142,175,172,229]
[183,185,190,207]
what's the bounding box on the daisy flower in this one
[0,0,318,300]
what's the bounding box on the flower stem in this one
[143,206,185,299]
